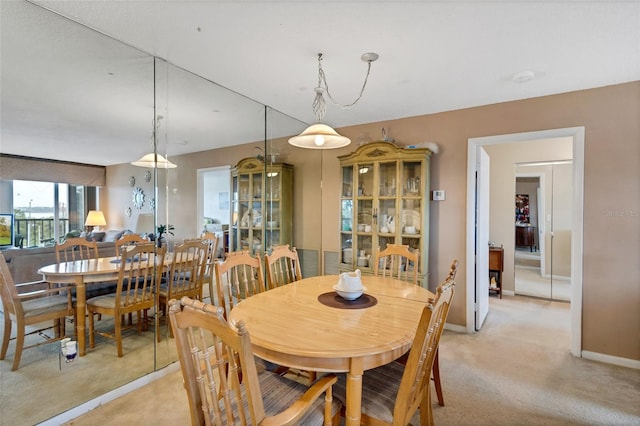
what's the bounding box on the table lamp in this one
[85,210,106,232]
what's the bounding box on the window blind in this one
[0,154,106,186]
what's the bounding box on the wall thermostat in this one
[432,190,446,201]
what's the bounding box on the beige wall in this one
[104,81,640,362]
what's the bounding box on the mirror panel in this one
[2,2,318,424]
[1,2,155,424]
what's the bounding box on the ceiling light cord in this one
[312,52,375,121]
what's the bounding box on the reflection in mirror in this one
[1,2,155,424]
[2,3,318,424]
[265,108,322,278]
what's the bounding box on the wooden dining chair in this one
[86,243,165,357]
[264,244,302,290]
[55,237,99,263]
[214,250,265,319]
[373,243,420,284]
[0,254,75,371]
[198,231,220,303]
[397,259,458,407]
[264,244,316,383]
[168,296,342,426]
[114,233,148,257]
[334,277,456,426]
[157,239,209,341]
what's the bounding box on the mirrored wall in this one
[1,1,314,424]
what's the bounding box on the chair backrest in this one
[55,237,99,263]
[447,258,459,281]
[199,231,220,275]
[393,277,455,424]
[264,244,302,289]
[114,243,165,312]
[115,233,148,257]
[214,250,265,318]
[373,243,420,284]
[200,231,220,257]
[166,239,209,300]
[0,254,21,319]
[169,296,267,426]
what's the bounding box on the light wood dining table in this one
[228,274,434,426]
[38,254,168,357]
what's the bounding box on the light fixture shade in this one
[288,123,351,149]
[135,213,155,234]
[85,210,106,227]
[131,153,177,168]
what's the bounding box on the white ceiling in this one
[2,0,639,166]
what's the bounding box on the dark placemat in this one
[318,291,378,309]
[110,257,148,264]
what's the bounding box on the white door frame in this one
[466,126,584,357]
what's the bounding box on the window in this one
[11,180,94,247]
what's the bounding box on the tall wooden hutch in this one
[338,141,432,286]
[230,158,293,256]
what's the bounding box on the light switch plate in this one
[432,190,446,201]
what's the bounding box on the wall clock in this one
[132,187,145,209]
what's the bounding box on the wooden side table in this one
[489,247,504,298]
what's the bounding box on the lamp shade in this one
[288,123,351,149]
[131,153,177,169]
[85,210,106,227]
[135,213,155,235]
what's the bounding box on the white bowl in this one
[333,285,366,300]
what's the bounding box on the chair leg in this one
[115,314,123,357]
[433,348,444,406]
[11,326,25,371]
[88,309,96,348]
[1,315,12,360]
[419,387,434,426]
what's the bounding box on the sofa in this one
[2,229,132,284]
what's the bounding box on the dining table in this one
[228,274,434,426]
[38,253,168,357]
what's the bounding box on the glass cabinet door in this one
[340,199,353,265]
[357,163,374,197]
[356,198,374,270]
[402,161,422,197]
[342,165,354,197]
[264,169,280,250]
[340,165,354,266]
[378,161,397,197]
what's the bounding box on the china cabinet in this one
[338,141,431,285]
[230,158,293,256]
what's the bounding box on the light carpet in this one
[62,296,640,425]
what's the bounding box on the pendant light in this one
[131,115,177,168]
[288,52,378,149]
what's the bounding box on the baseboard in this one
[502,289,515,296]
[444,322,466,333]
[39,361,181,425]
[581,350,640,370]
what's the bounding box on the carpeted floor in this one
[61,296,640,425]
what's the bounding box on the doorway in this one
[196,166,231,236]
[466,127,584,357]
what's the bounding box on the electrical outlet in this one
[432,190,446,201]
